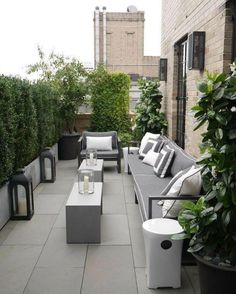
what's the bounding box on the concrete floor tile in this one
[101,214,130,245]
[102,192,126,214]
[37,227,87,267]
[103,181,124,195]
[24,266,83,294]
[39,180,74,195]
[124,184,136,203]
[3,215,56,245]
[126,204,143,229]
[184,266,200,294]
[53,207,66,228]
[0,245,42,294]
[34,194,66,215]
[82,245,137,294]
[130,227,146,268]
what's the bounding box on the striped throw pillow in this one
[153,145,175,178]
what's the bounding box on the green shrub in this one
[134,78,167,136]
[13,79,38,169]
[0,76,17,185]
[31,81,61,151]
[88,65,132,133]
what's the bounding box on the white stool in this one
[142,218,183,289]
[122,147,139,173]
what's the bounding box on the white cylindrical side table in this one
[123,147,139,173]
[142,218,183,289]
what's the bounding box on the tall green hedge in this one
[0,76,61,186]
[88,66,131,133]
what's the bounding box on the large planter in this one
[58,132,80,160]
[193,253,236,294]
[0,143,58,229]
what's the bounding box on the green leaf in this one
[197,81,208,93]
[205,190,217,201]
[193,118,207,131]
[214,87,224,100]
[228,129,236,139]
[192,105,203,112]
[222,210,231,227]
[215,128,223,140]
[172,232,189,240]
[215,114,228,125]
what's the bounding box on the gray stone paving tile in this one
[24,266,83,294]
[135,267,195,294]
[53,207,66,228]
[3,215,56,245]
[102,192,126,214]
[0,221,17,245]
[126,203,143,228]
[101,214,130,245]
[124,184,136,203]
[0,245,42,294]
[34,194,66,215]
[82,245,137,294]
[130,227,146,268]
[39,179,74,195]
[37,227,87,268]
[184,266,200,294]
[103,181,124,195]
[122,173,134,186]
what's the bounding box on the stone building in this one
[94,6,159,79]
[160,0,236,157]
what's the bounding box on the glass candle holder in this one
[78,169,94,194]
[86,148,97,166]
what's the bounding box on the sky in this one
[0,0,162,77]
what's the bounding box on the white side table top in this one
[142,218,183,235]
[79,159,104,171]
[66,182,103,206]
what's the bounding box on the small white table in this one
[78,159,104,182]
[123,147,139,173]
[66,182,103,243]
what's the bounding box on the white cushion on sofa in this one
[162,166,202,218]
[86,136,112,151]
[139,132,160,155]
[142,150,160,166]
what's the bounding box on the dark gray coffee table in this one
[78,159,104,182]
[66,182,103,243]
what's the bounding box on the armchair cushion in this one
[87,136,112,151]
[82,131,118,150]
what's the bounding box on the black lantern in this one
[9,169,34,220]
[40,147,56,183]
[159,58,168,81]
[188,31,205,70]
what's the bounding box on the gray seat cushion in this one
[133,174,172,220]
[82,131,118,149]
[128,154,154,175]
[80,149,119,159]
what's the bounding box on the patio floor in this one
[0,159,200,294]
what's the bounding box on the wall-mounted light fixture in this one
[159,58,168,81]
[188,31,205,70]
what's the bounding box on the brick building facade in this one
[94,6,159,79]
[160,0,236,157]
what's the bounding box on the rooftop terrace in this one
[0,159,200,294]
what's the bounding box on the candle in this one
[83,175,89,193]
[18,198,27,215]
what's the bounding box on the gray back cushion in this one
[82,131,118,150]
[166,141,196,176]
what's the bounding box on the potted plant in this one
[173,63,236,293]
[27,46,87,159]
[134,78,168,136]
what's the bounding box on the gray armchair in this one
[78,131,122,173]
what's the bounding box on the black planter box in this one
[58,133,80,160]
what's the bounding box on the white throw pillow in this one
[162,166,202,218]
[139,138,158,159]
[86,136,112,151]
[139,132,160,155]
[142,150,160,166]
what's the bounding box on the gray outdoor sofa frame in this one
[78,131,122,173]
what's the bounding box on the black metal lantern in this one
[9,169,34,220]
[159,58,168,81]
[40,147,56,183]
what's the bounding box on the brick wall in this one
[161,0,234,157]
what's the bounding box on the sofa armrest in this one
[77,136,84,167]
[148,195,200,219]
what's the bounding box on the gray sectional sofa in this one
[127,136,199,221]
[127,136,201,264]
